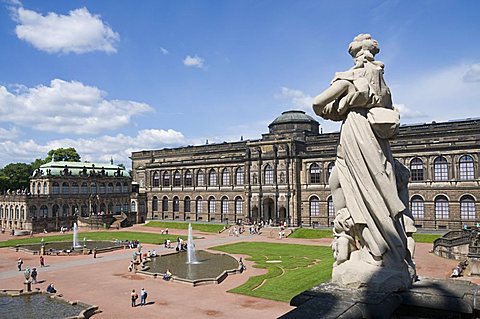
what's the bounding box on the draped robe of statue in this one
[313,36,416,291]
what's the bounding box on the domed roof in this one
[269,110,317,126]
[268,110,319,137]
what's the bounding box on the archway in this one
[251,205,259,221]
[262,198,274,223]
[279,206,286,224]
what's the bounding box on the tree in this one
[0,163,32,191]
[44,147,81,163]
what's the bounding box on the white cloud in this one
[183,55,204,68]
[0,79,153,134]
[394,104,427,120]
[276,87,313,111]
[14,7,119,54]
[0,129,185,168]
[392,63,480,123]
[160,47,169,55]
[0,127,20,140]
[463,63,480,82]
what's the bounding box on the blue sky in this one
[0,0,479,168]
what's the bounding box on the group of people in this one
[130,288,148,307]
[451,260,468,278]
[124,239,141,249]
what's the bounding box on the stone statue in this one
[312,34,415,292]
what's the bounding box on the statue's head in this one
[348,34,380,61]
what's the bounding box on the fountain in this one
[140,223,240,285]
[187,223,198,264]
[72,223,81,248]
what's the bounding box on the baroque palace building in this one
[131,110,480,230]
[0,161,133,233]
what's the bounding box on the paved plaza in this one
[0,226,474,319]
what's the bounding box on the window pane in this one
[461,196,476,220]
[410,158,424,181]
[310,164,321,184]
[435,197,449,219]
[310,197,320,216]
[459,155,475,180]
[434,157,448,181]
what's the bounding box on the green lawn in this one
[289,228,440,244]
[413,233,441,243]
[144,221,226,233]
[0,231,184,248]
[288,228,333,239]
[211,242,333,302]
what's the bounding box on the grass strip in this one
[211,242,333,302]
[144,221,226,233]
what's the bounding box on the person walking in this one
[93,248,97,259]
[39,256,45,267]
[140,288,147,306]
[31,268,38,283]
[131,289,138,307]
[17,258,23,271]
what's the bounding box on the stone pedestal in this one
[40,246,45,256]
[331,251,413,293]
[280,278,480,319]
[24,280,31,292]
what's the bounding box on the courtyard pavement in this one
[0,225,475,319]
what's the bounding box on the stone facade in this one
[131,111,479,230]
[0,161,135,232]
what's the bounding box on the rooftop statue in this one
[312,34,416,292]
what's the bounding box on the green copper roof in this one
[269,110,317,126]
[32,161,130,178]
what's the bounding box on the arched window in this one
[309,196,320,216]
[29,206,37,218]
[221,196,229,215]
[459,155,475,180]
[310,163,321,184]
[115,182,122,193]
[197,170,205,186]
[72,204,78,216]
[327,197,335,218]
[62,204,69,217]
[99,183,106,194]
[32,183,36,194]
[264,164,273,184]
[107,183,114,193]
[410,195,424,219]
[71,182,79,194]
[236,167,244,185]
[20,207,24,220]
[174,171,181,187]
[208,196,216,214]
[162,196,169,212]
[460,195,476,220]
[435,195,449,219]
[196,196,203,213]
[15,206,19,219]
[222,168,230,186]
[37,182,41,194]
[173,196,180,212]
[163,171,170,187]
[81,183,88,194]
[152,171,160,187]
[327,162,335,182]
[123,182,129,193]
[52,204,59,217]
[184,170,193,187]
[131,201,137,213]
[209,169,217,186]
[152,196,158,212]
[184,197,191,213]
[91,182,97,194]
[410,158,424,181]
[40,205,48,218]
[52,182,60,195]
[235,197,243,215]
[62,182,69,194]
[43,182,47,194]
[433,156,448,181]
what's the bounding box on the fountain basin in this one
[0,291,97,319]
[15,241,123,255]
[140,250,240,286]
